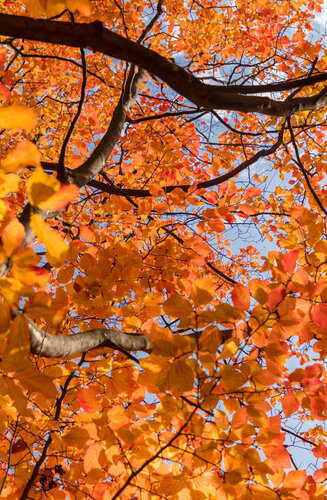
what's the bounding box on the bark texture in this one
[0,14,326,117]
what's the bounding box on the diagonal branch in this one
[68,66,146,186]
[0,14,327,116]
[287,117,327,215]
[42,123,285,198]
[58,46,87,181]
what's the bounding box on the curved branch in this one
[42,124,285,198]
[68,66,146,186]
[0,14,327,116]
[20,312,152,358]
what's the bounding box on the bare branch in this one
[20,312,152,358]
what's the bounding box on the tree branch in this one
[68,66,146,186]
[0,14,326,116]
[20,312,152,358]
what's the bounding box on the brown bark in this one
[0,14,326,117]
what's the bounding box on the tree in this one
[0,0,326,497]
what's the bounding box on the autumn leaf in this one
[0,1,326,497]
[1,140,41,172]
[191,277,216,306]
[2,217,25,256]
[12,247,49,288]
[0,315,30,371]
[313,303,327,331]
[282,392,299,418]
[27,167,79,210]
[0,104,37,131]
[16,366,57,399]
[220,338,240,360]
[77,387,101,413]
[163,295,193,318]
[231,283,251,310]
[156,359,194,393]
[30,214,68,266]
[84,443,103,474]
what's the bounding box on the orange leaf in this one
[156,359,194,393]
[30,214,68,267]
[1,140,41,172]
[67,0,91,16]
[244,186,261,199]
[77,387,101,413]
[231,283,250,310]
[163,295,193,318]
[27,167,78,210]
[0,104,37,131]
[63,427,90,446]
[2,218,25,256]
[12,247,49,288]
[220,338,240,360]
[313,303,327,331]
[282,392,299,418]
[16,366,57,399]
[0,315,30,371]
[191,277,215,306]
[84,443,103,474]
[38,184,79,211]
[283,249,299,274]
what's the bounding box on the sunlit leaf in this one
[0,104,37,131]
[30,214,68,267]
[163,295,193,318]
[1,140,41,172]
[231,283,250,310]
[2,217,25,256]
[0,315,30,371]
[191,277,216,306]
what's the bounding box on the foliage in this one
[0,0,326,498]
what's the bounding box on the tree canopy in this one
[0,0,327,498]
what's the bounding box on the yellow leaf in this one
[1,140,41,172]
[12,247,49,288]
[0,172,19,198]
[67,0,91,16]
[30,214,68,267]
[163,295,193,318]
[0,315,30,371]
[2,218,25,257]
[16,366,57,399]
[0,104,37,131]
[0,277,33,304]
[191,277,215,306]
[27,167,78,210]
[220,338,240,360]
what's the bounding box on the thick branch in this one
[69,67,146,186]
[22,313,152,358]
[0,14,327,116]
[18,312,232,359]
